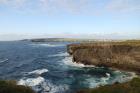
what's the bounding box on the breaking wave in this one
[48,52,69,57]
[85,74,110,88]
[0,58,8,63]
[30,43,65,47]
[62,55,95,68]
[84,71,137,88]
[18,76,45,86]
[24,69,49,75]
[111,71,137,83]
[18,77,69,93]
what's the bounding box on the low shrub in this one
[0,80,35,93]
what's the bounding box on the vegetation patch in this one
[0,80,35,93]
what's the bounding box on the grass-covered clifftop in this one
[0,80,35,93]
[67,40,140,73]
[77,77,140,93]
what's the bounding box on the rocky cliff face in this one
[67,41,140,73]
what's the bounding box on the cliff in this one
[67,40,140,73]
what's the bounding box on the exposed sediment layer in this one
[67,40,140,73]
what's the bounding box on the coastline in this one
[67,40,140,93]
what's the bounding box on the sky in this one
[0,0,140,40]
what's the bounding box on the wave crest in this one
[18,77,69,93]
[30,43,65,47]
[18,76,45,86]
[26,69,48,75]
[48,52,69,57]
[62,56,95,68]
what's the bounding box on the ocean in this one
[0,41,136,93]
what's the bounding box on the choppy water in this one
[0,41,136,93]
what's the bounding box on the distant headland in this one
[22,38,132,42]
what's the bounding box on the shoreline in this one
[76,77,140,93]
[67,40,140,93]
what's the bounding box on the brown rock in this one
[67,41,140,73]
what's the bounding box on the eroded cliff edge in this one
[67,40,140,73]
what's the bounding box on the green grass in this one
[77,77,140,93]
[0,80,35,93]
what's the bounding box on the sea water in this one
[0,41,136,93]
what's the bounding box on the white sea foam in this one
[100,73,110,84]
[87,73,110,88]
[62,56,86,68]
[112,71,137,83]
[85,76,110,88]
[106,73,111,77]
[0,58,8,63]
[49,48,95,68]
[42,83,69,93]
[18,76,45,86]
[18,77,69,93]
[48,52,69,57]
[85,78,100,88]
[25,69,49,75]
[85,71,137,88]
[31,43,65,47]
[62,56,95,68]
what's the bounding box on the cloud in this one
[0,32,139,41]
[39,0,91,14]
[107,0,140,13]
[0,0,27,8]
[0,0,140,14]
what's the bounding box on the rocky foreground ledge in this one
[67,40,140,73]
[0,80,35,93]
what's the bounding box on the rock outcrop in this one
[67,41,140,73]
